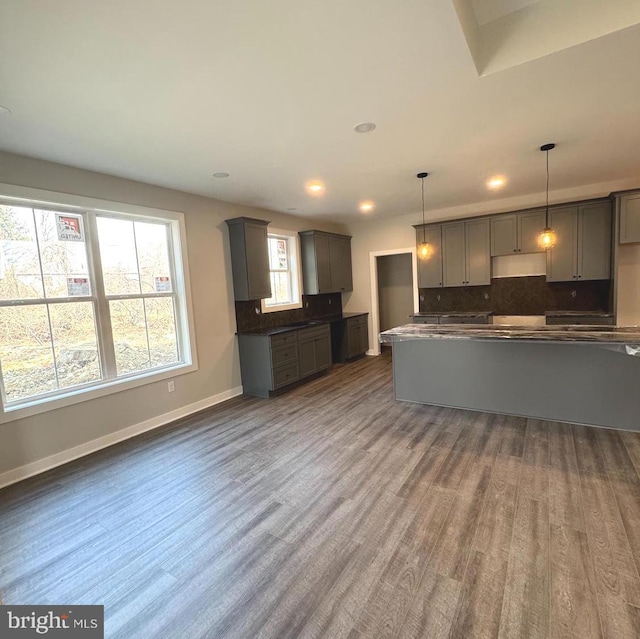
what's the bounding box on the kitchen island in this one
[380,324,640,431]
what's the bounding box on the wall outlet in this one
[419,295,425,302]
[168,380,175,392]
[571,290,577,298]
[254,307,261,314]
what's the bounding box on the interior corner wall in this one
[0,151,345,482]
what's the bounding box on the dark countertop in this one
[379,323,640,346]
[411,311,493,318]
[237,312,368,336]
[545,310,614,317]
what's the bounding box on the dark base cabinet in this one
[331,314,369,363]
[238,324,331,398]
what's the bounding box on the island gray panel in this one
[391,338,640,431]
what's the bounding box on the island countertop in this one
[379,323,640,346]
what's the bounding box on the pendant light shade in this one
[417,172,431,259]
[537,143,557,250]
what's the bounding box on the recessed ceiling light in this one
[305,181,325,196]
[353,122,376,133]
[359,201,374,212]
[212,172,230,178]
[487,175,506,190]
[0,105,11,115]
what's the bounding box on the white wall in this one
[0,151,345,482]
[617,243,640,326]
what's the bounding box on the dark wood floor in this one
[2,353,640,638]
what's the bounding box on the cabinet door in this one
[442,222,466,287]
[347,322,360,359]
[314,234,332,293]
[314,334,332,370]
[518,209,546,254]
[245,223,272,299]
[298,338,316,377]
[546,206,578,282]
[490,215,517,256]
[620,193,640,244]
[465,219,491,286]
[328,236,352,292]
[578,202,611,281]
[359,321,369,355]
[416,225,443,288]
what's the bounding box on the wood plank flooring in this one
[2,353,640,638]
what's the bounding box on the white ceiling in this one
[1,1,639,222]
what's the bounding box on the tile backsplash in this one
[419,276,611,315]
[235,293,343,332]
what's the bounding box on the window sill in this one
[0,362,198,424]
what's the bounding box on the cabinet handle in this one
[578,275,582,279]
[513,249,517,253]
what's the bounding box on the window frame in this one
[0,183,198,424]
[260,228,303,313]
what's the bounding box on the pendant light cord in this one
[421,177,426,243]
[545,148,550,227]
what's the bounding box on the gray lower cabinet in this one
[546,201,611,282]
[415,224,443,288]
[619,192,640,244]
[299,230,353,294]
[490,209,546,256]
[238,325,330,397]
[331,314,369,362]
[225,217,271,301]
[298,325,332,377]
[442,218,490,287]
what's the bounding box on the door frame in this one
[369,248,419,356]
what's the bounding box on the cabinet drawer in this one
[546,316,615,326]
[442,317,489,325]
[272,362,300,389]
[270,331,298,349]
[411,316,439,324]
[271,344,298,367]
[298,324,330,342]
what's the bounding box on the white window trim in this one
[260,228,303,313]
[0,183,198,424]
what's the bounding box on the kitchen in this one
[3,2,640,638]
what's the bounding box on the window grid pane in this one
[0,201,189,410]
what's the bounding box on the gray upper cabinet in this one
[442,219,490,287]
[490,214,517,256]
[578,202,612,280]
[490,209,545,256]
[546,201,611,282]
[442,222,466,287]
[415,224,443,288]
[225,217,271,301]
[620,192,640,244]
[465,218,491,285]
[299,231,353,294]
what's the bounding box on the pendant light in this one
[538,143,557,250]
[417,172,431,259]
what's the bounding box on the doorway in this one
[369,248,418,356]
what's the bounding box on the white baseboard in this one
[366,349,379,356]
[0,386,244,490]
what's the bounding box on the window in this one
[0,193,195,417]
[261,230,303,313]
